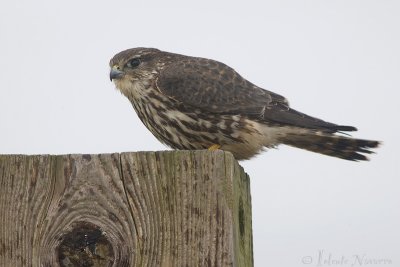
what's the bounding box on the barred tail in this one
[280,132,380,161]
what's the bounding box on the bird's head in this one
[109,47,166,95]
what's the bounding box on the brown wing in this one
[157,57,286,114]
[156,57,356,132]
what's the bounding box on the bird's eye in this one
[127,58,141,68]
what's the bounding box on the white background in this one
[1,1,399,266]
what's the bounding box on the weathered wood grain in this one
[0,151,252,267]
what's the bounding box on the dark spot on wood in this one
[59,202,68,212]
[0,241,6,256]
[82,154,92,161]
[108,212,118,223]
[88,188,95,196]
[57,221,114,267]
[238,197,245,239]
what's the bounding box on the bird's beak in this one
[110,65,124,81]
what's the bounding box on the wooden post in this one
[0,151,253,267]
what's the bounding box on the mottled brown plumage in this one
[109,47,380,161]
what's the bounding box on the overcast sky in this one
[1,1,399,266]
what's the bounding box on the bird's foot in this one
[208,144,221,151]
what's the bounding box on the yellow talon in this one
[208,144,221,151]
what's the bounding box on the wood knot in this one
[57,222,114,267]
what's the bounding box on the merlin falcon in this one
[109,47,379,161]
